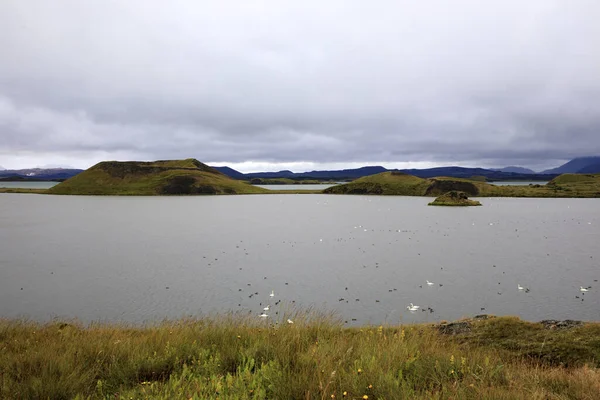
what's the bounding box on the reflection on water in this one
[254,184,337,191]
[491,181,549,186]
[0,194,598,325]
[0,181,58,189]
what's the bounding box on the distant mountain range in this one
[540,156,600,174]
[0,168,84,181]
[213,165,552,181]
[492,166,536,174]
[2,156,600,182]
[213,156,600,181]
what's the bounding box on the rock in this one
[438,321,471,335]
[539,320,584,330]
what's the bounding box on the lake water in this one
[491,181,549,186]
[254,184,337,191]
[1,194,598,326]
[0,181,58,189]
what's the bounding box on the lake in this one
[491,181,549,186]
[1,194,598,325]
[0,181,59,189]
[254,184,337,191]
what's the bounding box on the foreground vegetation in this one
[47,159,270,196]
[324,171,600,198]
[2,313,600,399]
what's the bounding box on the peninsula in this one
[323,171,600,198]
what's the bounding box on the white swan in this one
[426,280,434,286]
[263,305,270,311]
[407,303,420,311]
[580,286,589,292]
[518,284,525,291]
[287,319,294,324]
[270,290,275,298]
[259,313,269,318]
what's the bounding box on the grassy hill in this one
[47,159,270,195]
[324,172,600,198]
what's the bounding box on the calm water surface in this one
[491,181,549,186]
[0,181,58,189]
[1,194,598,325]
[254,184,337,191]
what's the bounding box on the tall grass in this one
[1,312,599,399]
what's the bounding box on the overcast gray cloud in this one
[1,0,600,172]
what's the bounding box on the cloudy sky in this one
[1,1,599,172]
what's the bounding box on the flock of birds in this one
[160,198,598,325]
[224,213,597,325]
[404,278,595,315]
[258,290,294,324]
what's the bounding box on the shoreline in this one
[2,187,600,198]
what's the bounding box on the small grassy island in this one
[46,159,270,195]
[428,191,482,206]
[1,314,600,399]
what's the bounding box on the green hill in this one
[323,171,600,198]
[47,159,270,195]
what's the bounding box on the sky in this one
[1,1,600,173]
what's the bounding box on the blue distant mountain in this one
[576,162,600,174]
[541,157,600,174]
[0,168,84,181]
[211,166,246,180]
[213,165,555,181]
[214,165,388,180]
[493,166,536,174]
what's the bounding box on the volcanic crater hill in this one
[323,171,600,197]
[47,159,269,195]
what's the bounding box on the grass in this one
[324,172,600,198]
[323,172,431,195]
[47,159,270,196]
[1,313,600,399]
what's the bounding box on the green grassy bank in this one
[324,172,600,198]
[2,314,599,399]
